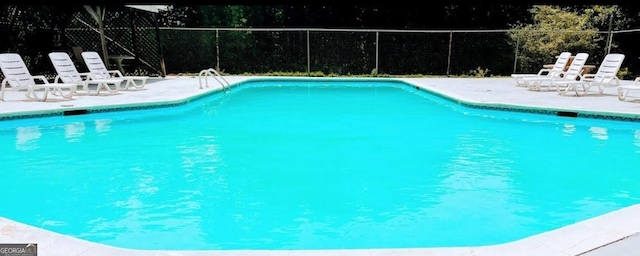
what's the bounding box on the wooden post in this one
[84,5,110,67]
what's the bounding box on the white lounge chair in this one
[48,52,123,96]
[617,77,640,101]
[81,51,148,90]
[511,52,572,87]
[0,53,76,101]
[521,53,589,92]
[557,53,625,96]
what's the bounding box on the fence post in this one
[130,11,138,75]
[513,36,519,74]
[216,29,220,71]
[152,12,166,77]
[375,31,379,75]
[307,30,310,76]
[446,31,453,77]
[606,13,613,55]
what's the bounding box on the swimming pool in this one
[1,79,640,250]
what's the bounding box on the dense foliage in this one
[1,5,639,77]
[157,5,640,76]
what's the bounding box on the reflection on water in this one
[589,126,608,140]
[177,135,222,176]
[442,130,516,203]
[15,126,41,151]
[16,120,111,149]
[95,119,112,133]
[4,83,640,250]
[429,130,532,246]
[83,173,207,249]
[562,123,576,136]
[65,122,86,142]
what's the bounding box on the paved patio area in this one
[1,75,639,255]
[2,76,640,121]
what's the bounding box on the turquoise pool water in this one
[1,79,640,250]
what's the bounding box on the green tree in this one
[510,5,597,73]
[509,5,626,73]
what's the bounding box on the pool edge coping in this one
[3,76,640,122]
[2,204,640,255]
[402,79,640,122]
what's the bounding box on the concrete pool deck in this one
[1,75,639,255]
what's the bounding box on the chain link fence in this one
[159,28,638,78]
[65,7,162,76]
[0,6,163,81]
[1,6,639,80]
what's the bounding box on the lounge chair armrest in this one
[32,75,50,84]
[1,77,18,87]
[612,76,621,85]
[60,74,79,82]
[108,69,125,78]
[88,71,111,80]
[570,74,590,82]
[537,68,551,75]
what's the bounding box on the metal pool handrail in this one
[198,68,230,91]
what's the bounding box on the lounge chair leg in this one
[558,85,566,95]
[60,87,74,99]
[27,88,40,100]
[578,85,587,96]
[618,88,632,101]
[91,85,101,96]
[112,82,119,93]
[561,85,574,96]
[103,83,115,94]
[41,89,49,101]
[0,83,6,101]
[125,79,134,90]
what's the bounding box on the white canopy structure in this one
[124,5,169,13]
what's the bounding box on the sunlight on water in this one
[1,79,640,250]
